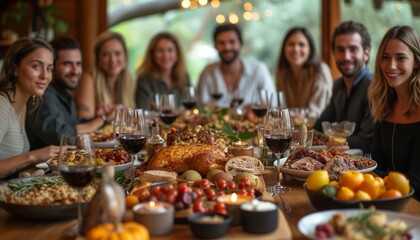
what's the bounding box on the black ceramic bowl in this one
[188,212,232,239]
[240,201,278,234]
[304,183,414,212]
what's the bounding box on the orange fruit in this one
[375,176,385,188]
[363,173,375,182]
[306,170,330,192]
[358,178,381,200]
[385,172,410,195]
[355,190,372,201]
[380,189,403,199]
[329,180,340,189]
[336,186,355,201]
[339,171,364,191]
[126,195,140,209]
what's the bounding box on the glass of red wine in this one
[182,86,197,110]
[112,106,125,143]
[159,94,178,130]
[119,108,147,188]
[251,90,269,124]
[58,134,96,236]
[264,107,292,194]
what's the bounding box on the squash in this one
[86,222,149,240]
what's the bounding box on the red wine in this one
[60,166,95,188]
[182,100,196,110]
[252,107,268,118]
[231,98,243,106]
[160,114,177,125]
[119,134,146,154]
[265,135,292,154]
[211,93,223,100]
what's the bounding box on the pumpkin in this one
[86,222,149,240]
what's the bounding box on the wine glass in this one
[270,91,287,108]
[182,86,197,111]
[119,108,147,188]
[159,94,178,130]
[251,90,269,124]
[58,134,96,236]
[112,106,125,143]
[264,107,292,194]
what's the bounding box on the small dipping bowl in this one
[217,193,252,226]
[240,199,278,233]
[188,212,232,239]
[133,201,174,236]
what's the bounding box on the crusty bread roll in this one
[137,170,177,183]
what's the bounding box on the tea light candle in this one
[133,201,174,236]
[232,141,247,147]
[228,142,254,157]
[241,199,277,211]
[217,193,252,226]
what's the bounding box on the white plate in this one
[344,148,363,156]
[310,145,326,151]
[273,157,287,167]
[279,159,377,181]
[93,139,119,148]
[298,209,420,239]
[43,158,132,173]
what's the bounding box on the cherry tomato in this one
[228,181,237,190]
[193,180,202,188]
[239,189,248,196]
[178,182,189,192]
[200,179,211,189]
[216,179,227,190]
[240,177,251,188]
[247,189,256,198]
[238,182,246,190]
[205,188,217,201]
[214,202,227,215]
[162,183,174,193]
[193,200,206,213]
[151,186,163,198]
[192,188,204,198]
[166,189,178,204]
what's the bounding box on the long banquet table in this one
[1,168,420,240]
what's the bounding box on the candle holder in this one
[227,141,254,157]
[240,199,278,233]
[217,193,252,226]
[133,201,174,236]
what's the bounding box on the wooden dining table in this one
[1,168,420,240]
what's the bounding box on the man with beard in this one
[26,36,108,150]
[197,24,274,108]
[314,21,374,153]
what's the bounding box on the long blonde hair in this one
[93,31,135,108]
[368,26,420,122]
[136,32,188,88]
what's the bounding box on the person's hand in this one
[31,145,61,163]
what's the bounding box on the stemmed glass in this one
[270,91,287,108]
[251,90,269,124]
[58,134,96,236]
[264,107,292,193]
[159,94,178,130]
[119,108,147,188]
[182,86,197,111]
[112,107,125,143]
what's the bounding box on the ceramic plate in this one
[310,145,326,151]
[44,158,132,173]
[93,139,119,148]
[298,209,420,239]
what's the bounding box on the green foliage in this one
[222,122,256,142]
[43,4,68,34]
[1,0,29,25]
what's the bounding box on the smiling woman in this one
[0,37,60,179]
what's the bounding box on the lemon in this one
[385,172,410,195]
[332,137,346,144]
[306,170,330,192]
[355,190,372,201]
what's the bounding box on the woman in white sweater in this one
[0,37,60,179]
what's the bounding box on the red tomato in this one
[216,179,227,190]
[228,181,237,190]
[200,179,211,189]
[165,189,178,204]
[205,188,217,201]
[178,182,189,192]
[214,202,227,215]
[240,177,251,188]
[239,189,248,196]
[193,180,202,188]
[192,188,204,198]
[151,186,162,198]
[193,200,206,213]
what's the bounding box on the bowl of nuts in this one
[188,212,232,239]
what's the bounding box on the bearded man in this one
[197,24,274,108]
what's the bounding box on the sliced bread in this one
[137,170,178,183]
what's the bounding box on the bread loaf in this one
[137,170,177,183]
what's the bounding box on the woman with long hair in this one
[276,27,333,118]
[136,32,189,110]
[368,25,420,199]
[0,37,60,178]
[75,31,135,120]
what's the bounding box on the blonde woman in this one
[135,32,189,110]
[0,37,60,179]
[368,25,420,199]
[75,31,135,120]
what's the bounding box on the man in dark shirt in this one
[26,36,107,150]
[314,21,374,154]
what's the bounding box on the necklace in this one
[391,123,396,171]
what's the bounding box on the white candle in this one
[139,201,166,214]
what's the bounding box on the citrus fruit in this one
[306,170,330,192]
[385,172,410,195]
[125,195,139,209]
[329,180,340,189]
[336,186,355,201]
[355,190,372,201]
[320,185,337,198]
[358,178,381,199]
[380,189,403,199]
[338,171,364,191]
